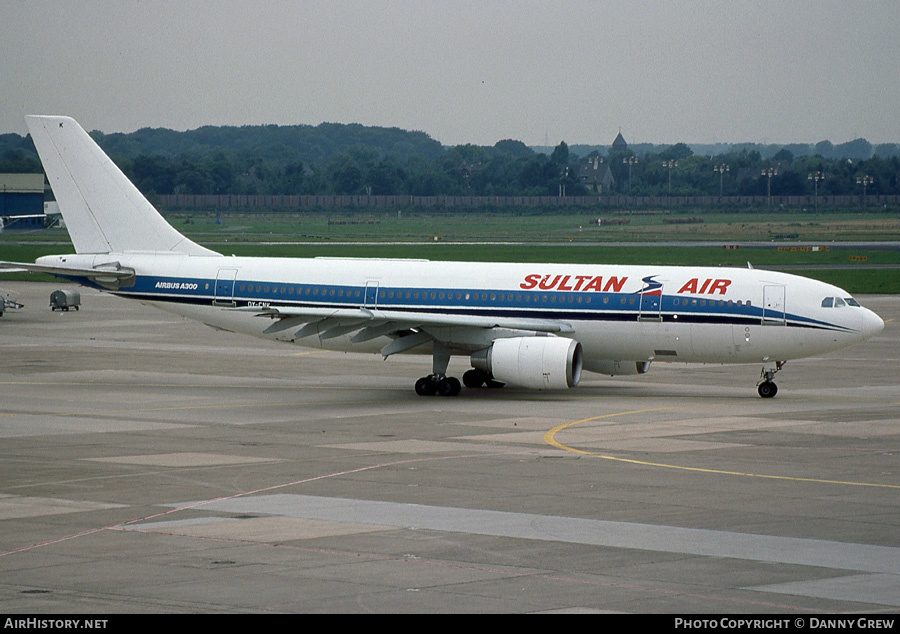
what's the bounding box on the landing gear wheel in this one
[437,376,461,397]
[463,369,488,388]
[415,375,461,396]
[415,376,437,396]
[757,381,778,398]
[463,369,503,389]
[757,361,784,398]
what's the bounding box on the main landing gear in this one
[462,368,505,389]
[413,370,504,396]
[415,374,461,397]
[757,361,785,398]
[415,341,461,397]
[413,343,503,396]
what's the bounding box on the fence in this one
[154,193,900,210]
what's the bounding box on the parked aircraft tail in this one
[25,115,216,257]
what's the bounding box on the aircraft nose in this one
[861,308,885,339]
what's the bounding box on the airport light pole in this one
[623,156,638,194]
[662,159,677,192]
[713,163,729,198]
[808,171,825,213]
[761,167,778,208]
[856,174,873,209]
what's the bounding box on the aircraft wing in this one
[240,304,574,357]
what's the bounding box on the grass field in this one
[3,209,899,293]
[160,209,900,244]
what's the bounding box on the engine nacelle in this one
[471,337,583,390]
[584,359,651,376]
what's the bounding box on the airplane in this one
[0,211,60,233]
[0,115,885,398]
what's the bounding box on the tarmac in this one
[1,281,898,613]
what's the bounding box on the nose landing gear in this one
[757,361,785,398]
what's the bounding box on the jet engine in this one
[583,359,651,376]
[470,337,583,390]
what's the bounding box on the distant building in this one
[0,174,46,229]
[612,131,628,151]
[578,156,615,193]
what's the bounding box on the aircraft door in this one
[364,281,379,308]
[762,285,786,325]
[214,268,238,306]
[638,282,664,321]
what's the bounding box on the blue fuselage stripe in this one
[77,273,853,332]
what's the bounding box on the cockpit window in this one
[822,296,859,308]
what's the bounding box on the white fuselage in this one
[36,252,884,372]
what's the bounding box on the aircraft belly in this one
[577,321,691,363]
[689,323,736,362]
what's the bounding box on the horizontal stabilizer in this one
[0,260,135,289]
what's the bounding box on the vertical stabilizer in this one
[25,115,217,256]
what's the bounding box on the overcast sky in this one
[3,0,899,147]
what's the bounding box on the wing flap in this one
[246,305,572,334]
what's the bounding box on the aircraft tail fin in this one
[25,115,216,256]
